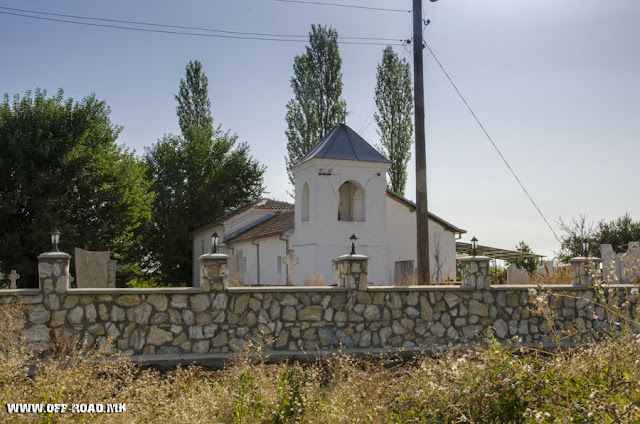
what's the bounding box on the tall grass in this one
[1,285,639,422]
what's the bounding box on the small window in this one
[201,239,205,255]
[277,256,282,274]
[301,182,310,222]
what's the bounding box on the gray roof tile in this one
[297,123,391,165]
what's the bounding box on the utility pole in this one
[413,0,431,284]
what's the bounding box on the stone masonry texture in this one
[0,254,636,357]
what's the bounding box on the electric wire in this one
[0,8,403,46]
[424,41,561,242]
[274,0,410,13]
[0,6,400,42]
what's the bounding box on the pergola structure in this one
[456,241,546,282]
[456,242,545,261]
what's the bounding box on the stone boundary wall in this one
[0,252,636,357]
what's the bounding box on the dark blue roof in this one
[297,123,391,165]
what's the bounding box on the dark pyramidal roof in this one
[297,123,391,166]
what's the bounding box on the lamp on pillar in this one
[582,238,589,258]
[211,231,219,254]
[350,233,358,255]
[471,236,478,257]
[50,229,61,252]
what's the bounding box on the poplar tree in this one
[374,46,413,196]
[175,60,213,141]
[145,60,264,285]
[285,25,346,185]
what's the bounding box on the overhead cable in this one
[0,7,403,45]
[425,41,561,242]
[273,0,410,13]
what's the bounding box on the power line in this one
[274,0,410,13]
[424,42,561,243]
[0,8,403,45]
[0,6,400,42]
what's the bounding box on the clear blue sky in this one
[2,0,639,259]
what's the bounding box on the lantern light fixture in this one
[471,236,478,257]
[350,233,358,255]
[211,231,219,254]
[50,229,61,252]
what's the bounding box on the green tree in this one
[285,25,346,186]
[374,46,413,196]
[596,213,640,254]
[176,60,214,140]
[144,61,265,285]
[507,241,541,274]
[0,89,153,286]
[555,213,640,262]
[490,264,508,284]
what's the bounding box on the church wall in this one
[292,159,389,283]
[228,237,288,286]
[386,198,458,283]
[191,208,289,285]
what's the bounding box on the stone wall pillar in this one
[38,251,71,293]
[459,256,491,289]
[199,253,229,291]
[335,254,369,290]
[35,251,71,347]
[569,257,601,287]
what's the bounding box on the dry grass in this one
[303,273,325,287]
[531,265,573,285]
[1,285,640,423]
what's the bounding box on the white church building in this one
[192,124,466,285]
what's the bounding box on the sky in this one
[1,0,639,260]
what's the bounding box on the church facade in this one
[192,124,465,285]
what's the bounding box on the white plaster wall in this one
[191,207,290,285]
[228,237,288,286]
[385,197,458,284]
[291,158,390,284]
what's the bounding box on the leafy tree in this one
[507,241,541,274]
[0,89,153,286]
[596,213,640,254]
[556,213,640,262]
[490,264,507,284]
[374,46,414,196]
[176,60,213,140]
[144,61,264,285]
[285,25,346,186]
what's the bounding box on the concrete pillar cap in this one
[37,251,70,259]
[569,257,601,263]
[199,253,229,260]
[337,254,369,260]
[459,255,491,262]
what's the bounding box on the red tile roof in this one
[226,211,295,243]
[193,199,293,234]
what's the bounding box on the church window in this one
[301,182,310,222]
[338,181,365,221]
